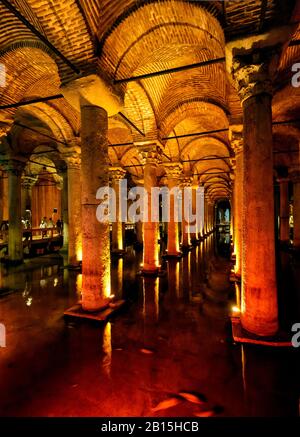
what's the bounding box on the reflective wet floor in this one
[0,234,299,417]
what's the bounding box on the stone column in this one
[231,128,243,278]
[141,146,161,274]
[0,169,3,224]
[278,177,290,243]
[164,162,183,257]
[109,166,126,254]
[290,169,300,249]
[231,50,278,336]
[62,144,82,267]
[21,175,37,220]
[6,160,24,264]
[81,104,112,310]
[59,167,69,251]
[180,176,192,250]
[190,181,198,243]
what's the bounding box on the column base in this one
[231,316,292,347]
[64,299,125,322]
[229,271,241,283]
[111,249,126,257]
[163,251,183,259]
[65,262,82,271]
[180,244,193,253]
[139,266,160,277]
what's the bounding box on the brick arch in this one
[160,100,228,139]
[0,46,59,119]
[99,1,224,80]
[17,103,74,144]
[124,82,158,139]
[98,1,225,129]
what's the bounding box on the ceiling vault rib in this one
[113,58,226,84]
[0,0,81,74]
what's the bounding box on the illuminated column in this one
[110,167,126,253]
[61,74,123,311]
[60,167,69,251]
[0,169,3,224]
[62,144,82,267]
[21,175,37,218]
[290,169,300,249]
[230,128,243,278]
[278,177,290,243]
[6,160,24,264]
[141,146,161,274]
[231,50,278,336]
[165,162,182,257]
[180,176,192,250]
[81,104,111,310]
[190,179,199,243]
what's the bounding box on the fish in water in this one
[178,391,207,404]
[140,348,154,355]
[151,397,183,412]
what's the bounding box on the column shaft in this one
[279,179,290,243]
[242,93,278,336]
[143,156,159,272]
[81,105,111,310]
[8,164,23,263]
[67,163,82,266]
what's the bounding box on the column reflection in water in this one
[167,259,180,299]
[143,277,159,324]
[102,322,112,378]
[142,277,159,350]
[111,257,123,300]
[241,345,299,416]
[182,251,192,302]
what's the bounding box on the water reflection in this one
[0,238,299,417]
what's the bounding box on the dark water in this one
[0,234,299,417]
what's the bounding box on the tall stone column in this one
[0,169,3,224]
[231,49,278,336]
[164,162,182,257]
[230,128,243,278]
[109,166,126,254]
[62,144,82,267]
[59,167,69,251]
[21,175,37,220]
[190,181,198,243]
[81,104,111,310]
[141,146,161,274]
[290,169,300,249]
[180,176,192,250]
[6,160,24,264]
[278,177,290,243]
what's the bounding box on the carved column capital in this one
[1,159,25,176]
[138,144,162,166]
[109,166,126,181]
[59,140,81,170]
[21,175,38,189]
[164,162,183,180]
[229,126,244,155]
[230,48,280,103]
[180,175,192,188]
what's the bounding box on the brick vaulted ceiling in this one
[0,0,299,201]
